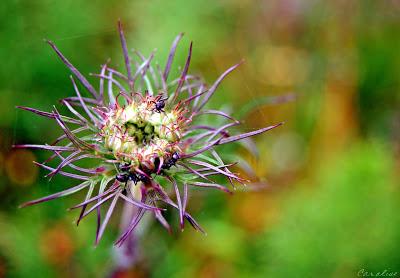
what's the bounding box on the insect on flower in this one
[151,94,168,113]
[14,21,283,246]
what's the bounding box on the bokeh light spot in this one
[5,149,38,186]
[39,223,75,267]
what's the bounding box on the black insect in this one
[161,152,180,170]
[116,172,130,183]
[128,173,140,184]
[119,163,131,171]
[116,163,141,185]
[116,171,141,184]
[151,95,168,113]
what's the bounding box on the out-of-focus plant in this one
[253,143,400,277]
[14,21,281,252]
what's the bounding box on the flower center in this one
[101,95,185,173]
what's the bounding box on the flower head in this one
[15,21,282,245]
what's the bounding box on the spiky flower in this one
[15,22,282,246]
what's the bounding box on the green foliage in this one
[253,143,400,277]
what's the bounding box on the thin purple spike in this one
[193,84,207,110]
[134,50,158,96]
[189,181,232,194]
[134,50,159,89]
[70,76,100,126]
[210,149,235,188]
[60,100,89,125]
[187,125,215,131]
[173,42,193,101]
[182,88,207,105]
[154,210,172,233]
[207,122,240,142]
[191,162,237,173]
[164,33,184,81]
[178,162,214,183]
[115,193,148,246]
[77,181,95,226]
[77,204,88,226]
[132,53,155,86]
[152,183,173,204]
[107,67,128,81]
[62,96,100,106]
[187,160,243,181]
[198,171,225,177]
[196,60,243,111]
[118,20,133,89]
[92,107,108,120]
[34,161,90,180]
[182,81,202,93]
[183,183,188,212]
[92,181,109,231]
[70,183,119,209]
[119,194,162,211]
[152,199,171,233]
[82,191,119,218]
[96,205,101,241]
[96,190,122,244]
[52,126,88,146]
[217,122,283,145]
[195,109,239,123]
[90,73,127,93]
[79,181,105,228]
[185,213,206,234]
[183,130,215,145]
[168,74,200,86]
[181,138,221,159]
[46,40,98,99]
[170,177,184,230]
[54,116,95,152]
[184,79,193,98]
[16,106,53,118]
[41,144,73,165]
[156,64,168,93]
[16,106,83,125]
[79,191,119,221]
[53,151,99,175]
[108,71,116,106]
[19,181,90,208]
[98,63,108,102]
[153,188,205,234]
[132,60,144,91]
[115,91,132,105]
[46,150,81,178]
[54,153,95,176]
[53,110,95,151]
[13,144,76,152]
[116,208,146,247]
[54,116,86,149]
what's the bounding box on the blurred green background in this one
[1,0,399,277]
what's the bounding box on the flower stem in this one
[109,183,142,276]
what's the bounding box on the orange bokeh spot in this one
[40,223,75,267]
[5,149,38,186]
